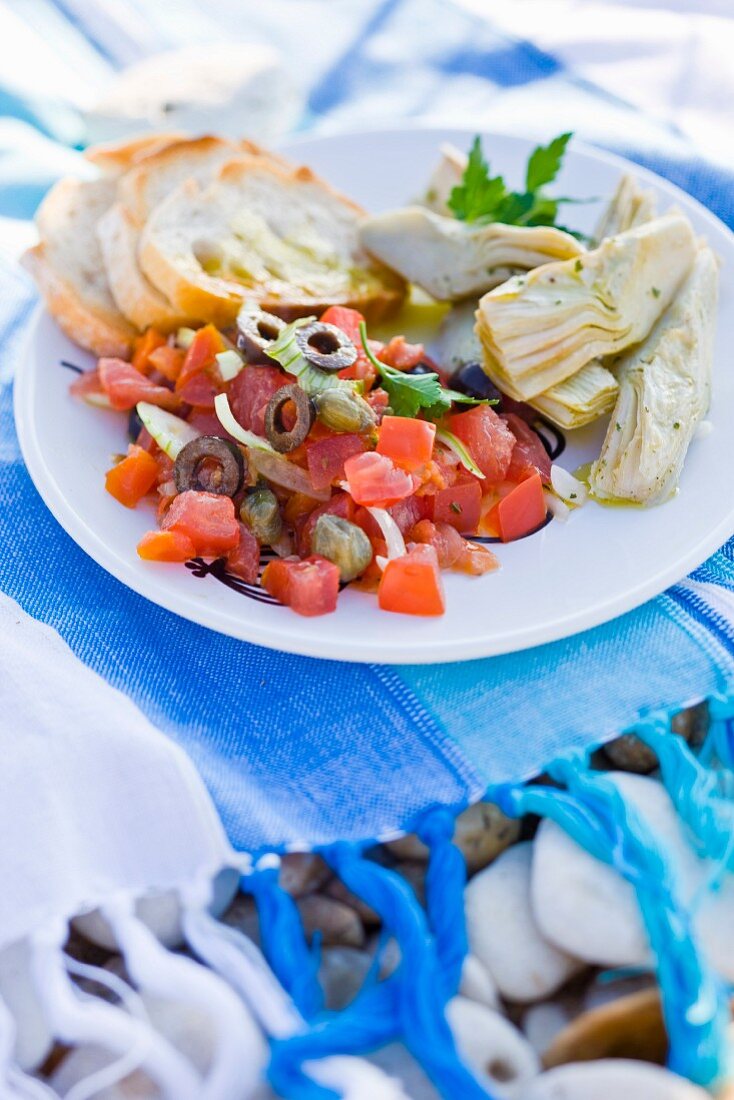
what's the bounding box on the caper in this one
[174,436,245,496]
[295,321,357,373]
[264,384,315,453]
[236,307,286,363]
[240,487,283,546]
[313,388,376,434]
[311,514,373,582]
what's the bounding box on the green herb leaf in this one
[448,132,580,234]
[525,132,573,192]
[447,137,507,224]
[359,323,489,420]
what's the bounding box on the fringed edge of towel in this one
[5,691,734,1099]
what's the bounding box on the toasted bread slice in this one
[23,177,137,357]
[83,131,188,175]
[96,202,189,331]
[139,158,407,327]
[98,136,280,330]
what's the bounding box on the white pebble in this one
[465,843,584,1002]
[531,773,734,975]
[73,867,239,950]
[521,1001,576,1057]
[523,1058,710,1099]
[446,996,540,1097]
[459,954,500,1011]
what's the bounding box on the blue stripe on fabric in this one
[667,584,734,660]
[396,599,734,787]
[435,41,561,87]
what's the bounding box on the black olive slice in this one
[294,321,357,373]
[452,361,503,407]
[174,436,245,497]
[236,308,286,362]
[264,384,315,453]
[128,406,144,443]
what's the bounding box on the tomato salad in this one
[73,305,553,617]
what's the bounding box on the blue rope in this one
[634,715,734,874]
[243,863,323,1021]
[707,694,734,768]
[268,842,493,1100]
[416,807,468,996]
[490,759,731,1089]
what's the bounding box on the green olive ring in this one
[174,436,245,497]
[264,384,316,453]
[295,321,358,373]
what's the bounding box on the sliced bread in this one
[98,136,278,330]
[22,176,137,357]
[138,158,407,327]
[83,131,188,175]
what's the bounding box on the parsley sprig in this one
[358,323,492,420]
[447,132,584,236]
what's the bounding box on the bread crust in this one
[96,203,187,331]
[83,131,188,175]
[22,243,135,357]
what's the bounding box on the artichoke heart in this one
[531,363,619,429]
[422,143,467,215]
[594,173,658,242]
[476,213,697,399]
[359,206,584,302]
[590,245,718,506]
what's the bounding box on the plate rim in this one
[14,125,734,664]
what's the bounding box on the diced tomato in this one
[377,336,425,371]
[154,451,175,486]
[455,541,499,575]
[306,433,367,492]
[502,413,551,484]
[147,344,185,383]
[378,544,445,616]
[495,473,547,542]
[137,529,195,562]
[409,519,465,568]
[377,416,436,472]
[135,426,157,453]
[229,365,290,435]
[389,494,427,534]
[319,306,380,387]
[426,480,482,534]
[70,369,105,400]
[162,490,240,556]
[366,388,389,421]
[98,357,179,411]
[186,409,226,438]
[447,405,516,483]
[319,306,365,344]
[132,329,166,373]
[226,523,260,583]
[176,325,225,392]
[343,452,416,508]
[262,555,340,616]
[285,492,321,530]
[298,492,356,556]
[178,371,218,409]
[105,445,159,508]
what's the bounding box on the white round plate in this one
[15,127,734,664]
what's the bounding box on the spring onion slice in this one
[136,402,200,460]
[175,326,197,349]
[215,349,244,382]
[214,393,275,453]
[249,449,330,501]
[436,428,485,479]
[366,507,407,564]
[544,489,570,522]
[550,464,588,506]
[267,318,356,396]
